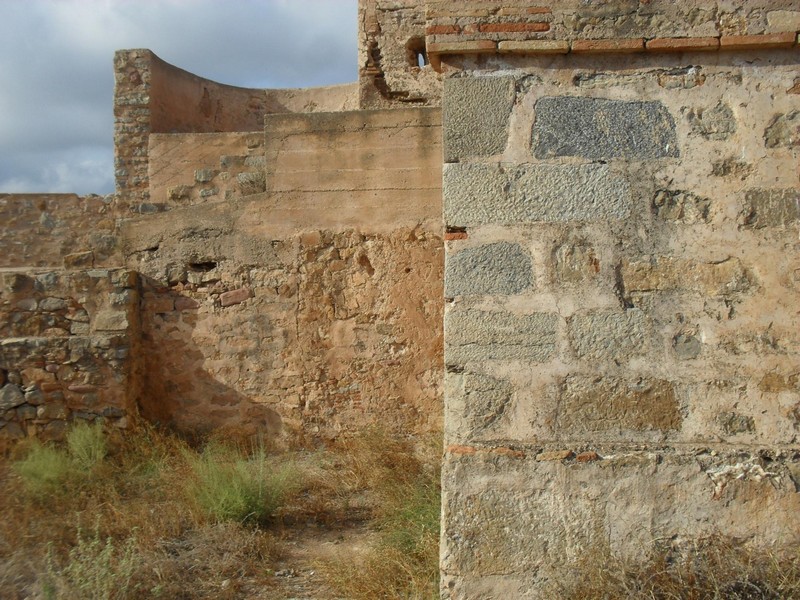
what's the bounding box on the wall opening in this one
[406,37,428,68]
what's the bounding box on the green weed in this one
[66,421,107,470]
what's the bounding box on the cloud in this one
[0,0,358,194]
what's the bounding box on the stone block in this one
[0,385,25,411]
[444,163,632,227]
[739,188,800,229]
[497,40,569,54]
[556,375,681,433]
[653,189,712,223]
[220,287,251,307]
[553,242,599,283]
[687,102,736,140]
[568,309,648,362]
[443,76,515,162]
[448,371,514,437]
[445,242,532,297]
[445,307,558,365]
[532,97,678,160]
[93,311,129,332]
[571,38,645,53]
[622,257,753,297]
[764,111,800,148]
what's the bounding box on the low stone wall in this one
[0,194,120,268]
[0,268,140,445]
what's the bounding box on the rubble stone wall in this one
[0,268,140,445]
[440,32,800,600]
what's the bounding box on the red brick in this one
[536,450,575,461]
[646,37,720,52]
[527,7,552,14]
[220,287,251,307]
[426,24,460,35]
[174,296,200,311]
[479,22,550,33]
[444,231,468,241]
[572,38,645,54]
[576,451,601,463]
[719,32,796,51]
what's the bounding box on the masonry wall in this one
[119,107,444,440]
[439,28,800,600]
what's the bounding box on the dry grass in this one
[0,423,443,599]
[548,535,800,600]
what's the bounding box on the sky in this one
[0,0,358,195]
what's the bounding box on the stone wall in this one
[0,194,120,268]
[0,268,140,445]
[358,0,442,107]
[119,107,444,440]
[439,21,800,599]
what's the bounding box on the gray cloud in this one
[0,0,358,194]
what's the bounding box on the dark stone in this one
[687,102,737,140]
[740,188,800,229]
[532,97,679,160]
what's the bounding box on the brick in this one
[498,7,552,16]
[444,231,468,241]
[720,32,796,51]
[576,451,601,463]
[498,40,569,54]
[571,38,645,54]
[646,37,720,52]
[478,22,550,33]
[444,163,633,226]
[220,287,251,307]
[427,40,497,55]
[426,24,460,35]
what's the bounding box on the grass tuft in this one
[66,421,107,470]
[12,441,74,496]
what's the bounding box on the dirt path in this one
[257,522,377,600]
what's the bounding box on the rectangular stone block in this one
[739,188,800,229]
[497,40,569,54]
[445,242,533,297]
[444,163,632,227]
[622,257,753,297]
[571,38,645,53]
[445,307,557,365]
[443,77,515,162]
[532,97,679,160]
[568,309,648,362]
[556,375,681,433]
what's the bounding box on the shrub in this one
[12,442,73,496]
[66,421,107,470]
[42,524,140,600]
[185,442,299,525]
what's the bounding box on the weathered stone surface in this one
[219,287,251,307]
[739,188,800,229]
[93,311,129,332]
[569,309,647,362]
[462,371,514,432]
[0,385,25,411]
[444,163,632,226]
[557,376,681,433]
[653,189,712,223]
[719,411,755,435]
[531,97,678,160]
[622,257,753,296]
[445,242,532,297]
[673,331,702,359]
[445,308,557,365]
[687,102,737,140]
[443,77,514,162]
[553,242,599,283]
[764,111,800,148]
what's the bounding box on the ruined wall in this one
[114,49,358,210]
[0,268,140,445]
[0,194,120,268]
[438,2,800,597]
[358,0,442,107]
[120,107,443,440]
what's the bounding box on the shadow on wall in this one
[137,275,282,439]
